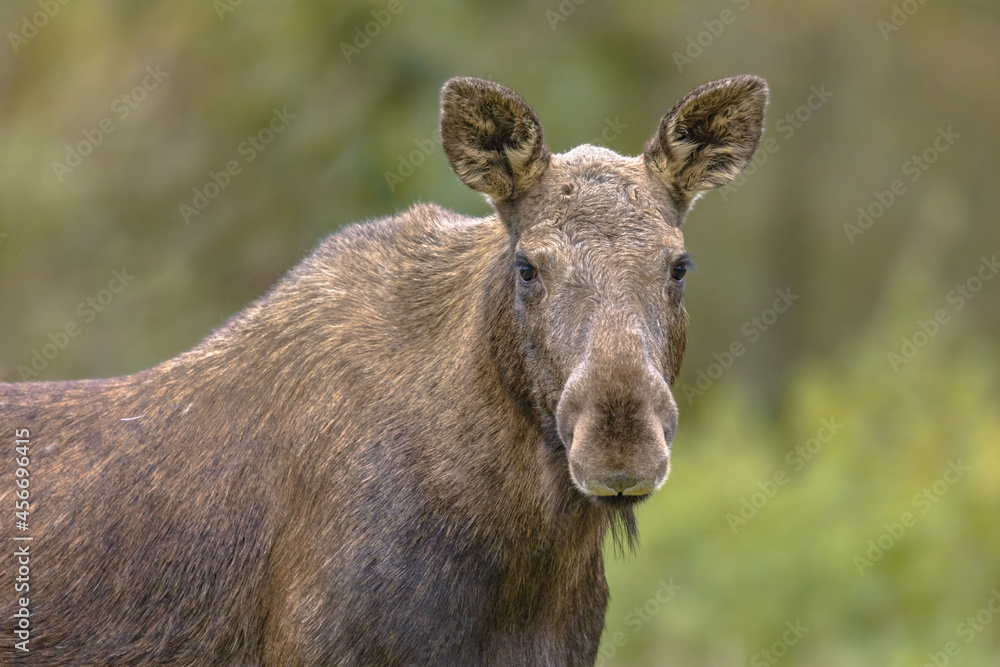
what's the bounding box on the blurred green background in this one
[2,1,998,664]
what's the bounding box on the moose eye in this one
[517,260,537,284]
[670,261,688,282]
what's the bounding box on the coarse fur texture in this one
[0,75,767,666]
[644,75,768,207]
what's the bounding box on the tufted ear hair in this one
[644,75,768,207]
[440,77,551,202]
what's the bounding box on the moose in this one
[1,75,767,665]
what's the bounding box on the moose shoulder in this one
[0,75,767,666]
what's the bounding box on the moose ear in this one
[644,75,768,205]
[440,77,550,202]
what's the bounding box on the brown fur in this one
[0,75,766,666]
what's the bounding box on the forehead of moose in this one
[519,146,684,256]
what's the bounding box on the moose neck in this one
[184,212,614,582]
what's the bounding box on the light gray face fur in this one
[442,75,767,501]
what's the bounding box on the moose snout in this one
[556,360,678,500]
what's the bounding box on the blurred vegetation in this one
[1,0,997,664]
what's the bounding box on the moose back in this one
[1,75,767,666]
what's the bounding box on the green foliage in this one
[601,331,1000,665]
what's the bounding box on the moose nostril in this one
[655,457,669,482]
[603,472,641,494]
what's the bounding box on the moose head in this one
[441,76,767,505]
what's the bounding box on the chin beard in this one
[601,498,640,557]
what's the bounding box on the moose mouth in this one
[587,493,651,509]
